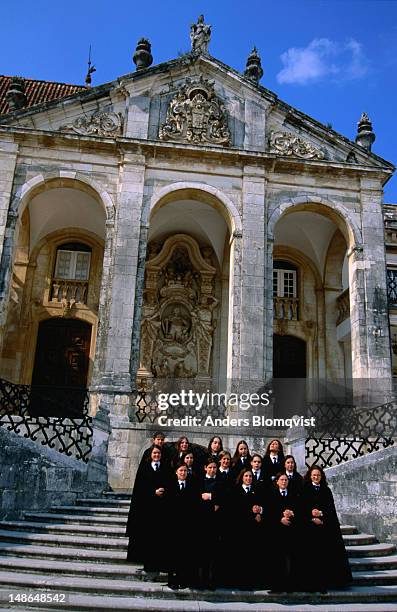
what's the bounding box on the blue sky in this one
[2,0,397,200]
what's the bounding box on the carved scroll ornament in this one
[159,77,230,146]
[60,111,123,137]
[269,130,325,160]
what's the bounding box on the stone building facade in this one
[0,18,395,489]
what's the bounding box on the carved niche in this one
[139,234,218,380]
[60,110,123,137]
[159,77,230,146]
[269,130,325,160]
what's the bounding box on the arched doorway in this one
[273,334,306,418]
[30,318,91,417]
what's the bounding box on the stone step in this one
[351,555,397,571]
[340,525,359,535]
[2,591,397,612]
[346,543,396,558]
[0,572,396,605]
[343,533,377,546]
[45,505,130,515]
[24,512,127,525]
[0,521,126,537]
[76,498,131,507]
[0,554,395,587]
[0,542,126,563]
[0,530,127,550]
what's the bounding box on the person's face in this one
[269,440,280,452]
[251,457,262,470]
[238,443,248,457]
[176,465,188,481]
[277,474,288,490]
[184,453,194,467]
[311,469,322,484]
[179,438,189,451]
[242,471,253,486]
[211,438,221,452]
[154,436,164,447]
[285,458,295,472]
[151,448,161,461]
[205,462,217,477]
[220,455,230,469]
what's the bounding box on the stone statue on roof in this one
[190,14,211,54]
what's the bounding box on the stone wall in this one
[326,445,397,545]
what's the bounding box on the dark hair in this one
[207,436,223,455]
[303,464,327,486]
[236,468,253,486]
[148,445,162,461]
[232,439,252,465]
[251,453,263,463]
[204,457,218,468]
[265,439,285,458]
[152,431,165,440]
[176,436,189,451]
[175,461,188,471]
[182,451,194,460]
[284,454,297,473]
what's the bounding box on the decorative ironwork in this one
[269,130,325,160]
[336,288,350,324]
[387,269,397,307]
[0,377,93,462]
[305,400,396,468]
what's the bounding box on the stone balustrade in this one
[50,278,88,305]
[273,296,299,320]
[336,288,350,325]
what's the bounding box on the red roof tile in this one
[0,75,86,116]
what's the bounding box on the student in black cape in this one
[182,450,199,481]
[166,463,200,589]
[262,439,285,486]
[207,435,223,462]
[225,468,264,590]
[126,446,169,577]
[284,455,303,496]
[139,431,174,468]
[250,453,266,485]
[267,472,299,592]
[197,458,222,589]
[171,436,191,469]
[296,465,352,592]
[230,439,252,478]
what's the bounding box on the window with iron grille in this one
[387,268,397,307]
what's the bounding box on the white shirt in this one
[151,462,160,470]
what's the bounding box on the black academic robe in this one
[140,443,174,468]
[196,476,222,588]
[165,477,200,587]
[296,483,352,591]
[262,454,285,486]
[286,471,303,497]
[267,488,299,590]
[230,456,251,480]
[223,484,264,589]
[126,461,169,571]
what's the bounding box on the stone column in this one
[90,154,146,418]
[239,165,266,384]
[349,178,392,402]
[0,139,18,349]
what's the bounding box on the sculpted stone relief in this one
[139,235,218,381]
[269,130,325,160]
[159,77,230,146]
[60,110,123,137]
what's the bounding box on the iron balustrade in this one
[0,377,93,462]
[305,400,396,467]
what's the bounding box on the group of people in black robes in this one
[126,432,352,592]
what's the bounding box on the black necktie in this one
[282,490,286,497]
[154,463,159,470]
[180,482,185,490]
[288,474,292,480]
[314,485,320,491]
[273,457,277,464]
[245,486,250,494]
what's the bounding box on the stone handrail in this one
[336,288,350,325]
[273,296,299,320]
[50,278,88,304]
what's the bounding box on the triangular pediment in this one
[0,53,393,171]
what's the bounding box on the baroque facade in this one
[0,17,395,489]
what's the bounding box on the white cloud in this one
[277,38,368,85]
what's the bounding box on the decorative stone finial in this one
[6,77,27,111]
[190,14,211,54]
[133,38,153,71]
[244,47,263,85]
[355,112,375,152]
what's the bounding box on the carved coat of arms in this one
[159,77,230,146]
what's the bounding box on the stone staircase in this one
[0,494,396,611]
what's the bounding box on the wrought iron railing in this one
[387,269,397,307]
[305,400,396,468]
[336,288,350,325]
[0,377,93,462]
